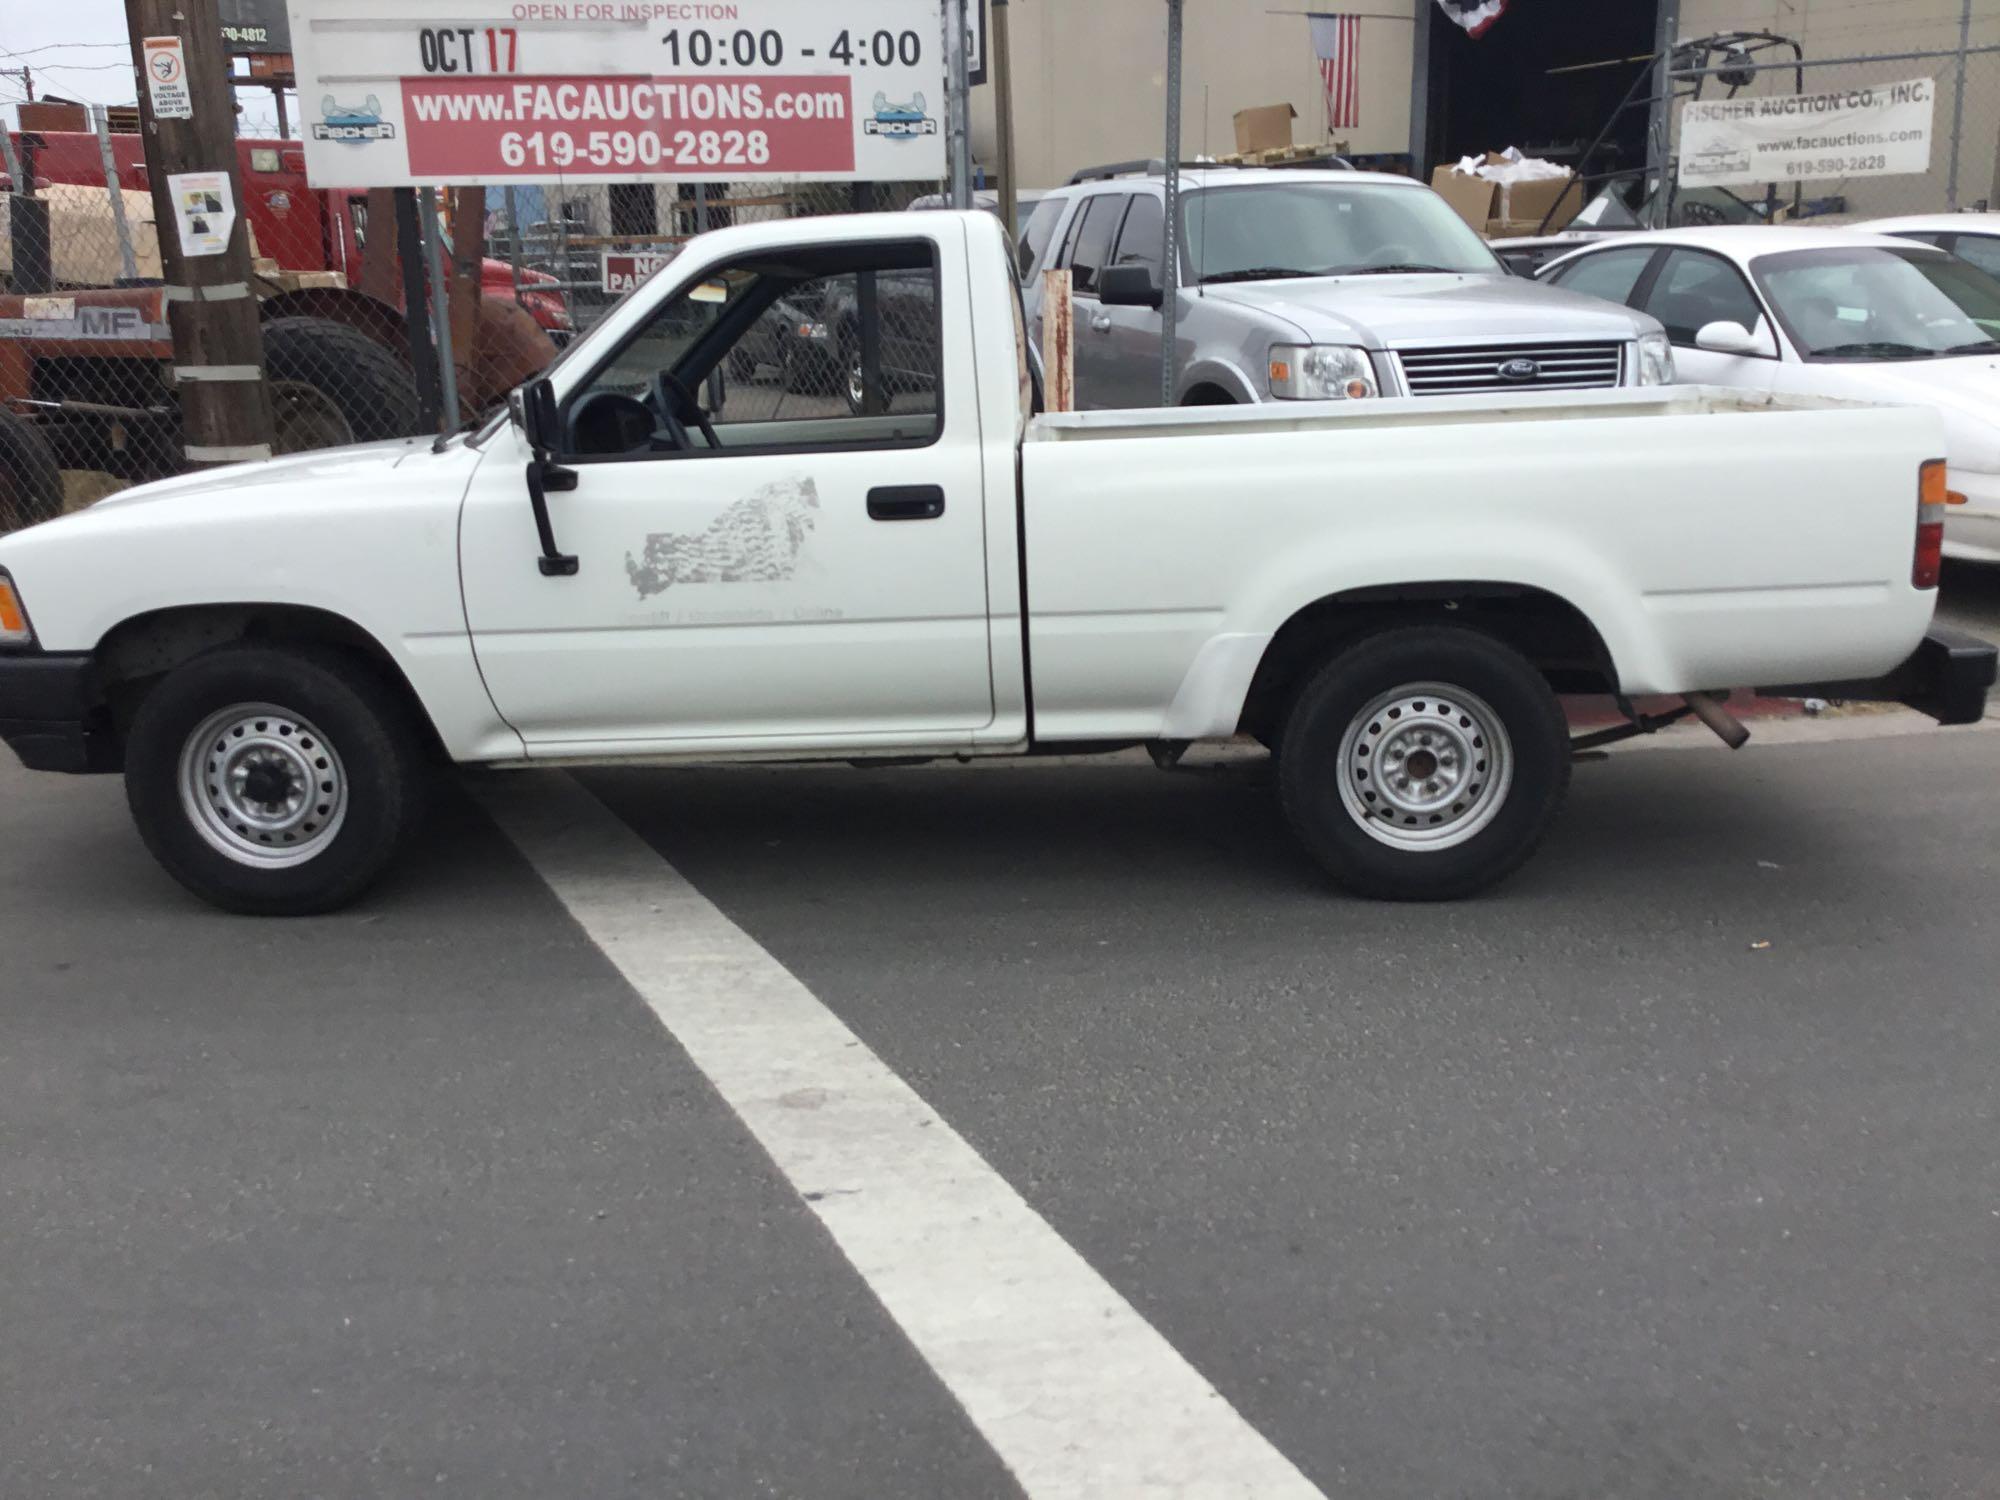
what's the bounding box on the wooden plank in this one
[1040,267,1073,413]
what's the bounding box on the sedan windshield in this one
[1181,182,1500,283]
[1754,246,2000,359]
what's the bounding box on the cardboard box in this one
[1429,159,1583,236]
[1234,103,1297,156]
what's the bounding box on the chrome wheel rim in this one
[846,353,867,409]
[1335,682,1513,851]
[177,702,349,868]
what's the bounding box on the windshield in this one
[1754,246,2000,359]
[1181,182,1500,282]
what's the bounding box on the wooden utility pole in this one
[125,0,275,467]
[992,0,1018,241]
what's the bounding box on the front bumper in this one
[0,652,120,773]
[1765,626,1997,726]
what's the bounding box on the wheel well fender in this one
[1176,357,1257,405]
[93,603,446,758]
[1234,582,1621,743]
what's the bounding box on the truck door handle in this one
[867,484,945,521]
[1090,313,1113,333]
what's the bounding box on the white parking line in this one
[473,772,1324,1500]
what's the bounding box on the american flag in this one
[1309,14,1361,132]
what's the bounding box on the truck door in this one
[457,223,996,752]
[1060,193,1126,409]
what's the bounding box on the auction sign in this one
[1680,77,1935,188]
[288,0,946,187]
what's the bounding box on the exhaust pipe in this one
[1684,692,1750,750]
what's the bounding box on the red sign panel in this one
[403,74,857,179]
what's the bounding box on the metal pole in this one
[419,185,460,424]
[1949,0,1972,210]
[992,0,1018,244]
[273,84,289,140]
[1407,0,1431,173]
[91,104,141,283]
[393,187,441,432]
[1160,0,1184,408]
[1646,0,1680,229]
[947,0,974,207]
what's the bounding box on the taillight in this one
[1914,459,1948,589]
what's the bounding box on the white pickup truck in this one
[0,211,1991,914]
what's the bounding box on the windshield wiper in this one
[1319,262,1458,276]
[1942,338,2000,354]
[1200,266,1320,284]
[1812,341,1938,359]
[434,398,509,453]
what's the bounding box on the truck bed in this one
[1020,386,1946,742]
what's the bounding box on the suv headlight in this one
[1269,344,1379,401]
[1636,331,1675,386]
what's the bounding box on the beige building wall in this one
[969,0,1420,190]
[1674,0,2000,213]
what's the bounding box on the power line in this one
[0,42,131,59]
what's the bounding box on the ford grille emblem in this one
[1498,358,1541,382]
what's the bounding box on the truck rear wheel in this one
[261,316,423,451]
[0,406,65,533]
[124,645,428,915]
[1278,626,1570,900]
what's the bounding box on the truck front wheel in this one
[124,645,428,915]
[1278,626,1570,900]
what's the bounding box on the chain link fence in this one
[2,113,942,531]
[1665,22,2000,223]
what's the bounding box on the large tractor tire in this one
[260,316,424,452]
[0,406,65,533]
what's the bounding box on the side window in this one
[1950,234,2000,280]
[1547,247,1655,305]
[1643,248,1767,346]
[1018,196,1065,282]
[559,244,941,460]
[1111,194,1164,274]
[1063,195,1122,295]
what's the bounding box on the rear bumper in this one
[0,652,120,774]
[1765,626,1997,727]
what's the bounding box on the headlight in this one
[0,572,34,647]
[1636,331,1675,386]
[1269,344,1379,401]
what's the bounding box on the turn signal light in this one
[1915,459,1948,589]
[0,575,30,644]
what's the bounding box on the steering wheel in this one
[651,370,721,450]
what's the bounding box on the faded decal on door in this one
[626,476,820,598]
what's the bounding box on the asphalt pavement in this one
[4,653,2000,1495]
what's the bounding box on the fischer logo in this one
[312,94,397,145]
[863,90,936,140]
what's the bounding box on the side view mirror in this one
[515,376,578,577]
[1098,262,1164,309]
[1694,319,1769,357]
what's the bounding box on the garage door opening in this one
[1426,1,1661,189]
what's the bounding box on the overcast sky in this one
[3,0,288,136]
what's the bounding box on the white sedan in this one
[1857,212,2000,281]
[1538,225,2000,561]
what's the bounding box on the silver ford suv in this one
[1016,165,1674,407]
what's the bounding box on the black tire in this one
[124,644,428,915]
[0,405,64,533]
[1278,626,1570,901]
[260,316,423,450]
